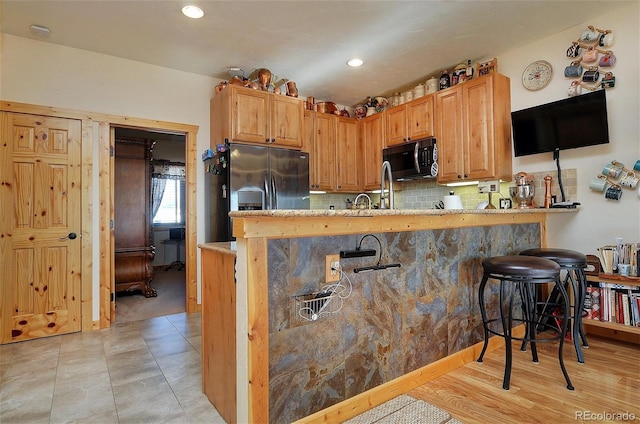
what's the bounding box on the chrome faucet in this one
[380,160,394,209]
[354,193,372,209]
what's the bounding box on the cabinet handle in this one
[265,138,270,143]
[458,175,462,179]
[271,138,275,143]
[464,174,468,178]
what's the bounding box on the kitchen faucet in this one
[354,193,372,209]
[380,160,394,209]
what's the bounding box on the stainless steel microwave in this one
[382,137,438,181]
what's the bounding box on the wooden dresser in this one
[114,138,157,297]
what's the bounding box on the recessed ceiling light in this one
[347,58,364,67]
[182,5,204,19]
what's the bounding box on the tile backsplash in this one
[310,168,577,210]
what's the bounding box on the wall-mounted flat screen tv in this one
[511,89,609,157]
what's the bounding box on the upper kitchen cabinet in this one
[335,116,359,192]
[309,113,360,192]
[310,112,336,191]
[435,73,512,184]
[360,112,384,190]
[211,85,304,149]
[385,95,434,147]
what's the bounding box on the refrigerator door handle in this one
[264,177,271,210]
[271,175,278,209]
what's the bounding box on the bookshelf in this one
[584,273,640,344]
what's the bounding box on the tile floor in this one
[0,313,226,424]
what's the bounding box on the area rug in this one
[344,395,463,424]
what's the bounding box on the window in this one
[153,179,185,224]
[151,160,186,225]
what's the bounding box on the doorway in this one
[112,127,187,323]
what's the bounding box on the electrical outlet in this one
[325,254,340,283]
[478,180,500,193]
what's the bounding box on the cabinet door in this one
[270,95,303,148]
[336,117,359,192]
[435,87,465,183]
[463,77,495,180]
[361,113,384,190]
[312,113,336,191]
[385,105,408,146]
[408,95,434,140]
[231,88,270,144]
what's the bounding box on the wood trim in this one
[293,326,525,424]
[233,212,548,240]
[185,129,198,313]
[245,237,269,424]
[80,119,95,331]
[99,123,113,327]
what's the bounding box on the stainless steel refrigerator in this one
[208,143,310,241]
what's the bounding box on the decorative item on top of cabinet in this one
[564,25,617,96]
[210,85,304,149]
[477,57,498,77]
[435,72,512,184]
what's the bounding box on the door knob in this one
[59,232,78,240]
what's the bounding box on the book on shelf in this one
[585,281,640,327]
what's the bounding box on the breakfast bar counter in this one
[199,208,577,423]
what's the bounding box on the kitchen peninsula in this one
[199,208,577,423]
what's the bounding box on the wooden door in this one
[463,77,495,180]
[435,87,465,184]
[361,113,384,190]
[336,117,359,192]
[0,112,82,343]
[231,87,270,144]
[312,113,336,191]
[408,95,435,140]
[385,105,408,146]
[270,95,303,148]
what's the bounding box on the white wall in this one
[1,34,218,320]
[496,3,640,254]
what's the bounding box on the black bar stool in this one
[519,248,589,363]
[477,255,574,390]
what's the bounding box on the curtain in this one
[151,160,185,221]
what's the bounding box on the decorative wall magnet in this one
[599,52,616,67]
[601,72,616,88]
[564,61,583,77]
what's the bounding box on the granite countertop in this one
[229,207,578,218]
[198,241,236,254]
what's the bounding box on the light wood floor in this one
[409,335,640,423]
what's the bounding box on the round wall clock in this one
[522,60,553,91]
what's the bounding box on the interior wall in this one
[0,34,219,319]
[496,3,640,254]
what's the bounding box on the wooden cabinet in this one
[310,112,336,191]
[584,273,640,344]
[201,247,237,424]
[336,116,359,192]
[360,112,385,190]
[385,95,434,147]
[309,113,360,192]
[211,85,304,148]
[435,73,512,184]
[114,138,156,297]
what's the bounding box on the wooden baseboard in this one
[293,325,524,424]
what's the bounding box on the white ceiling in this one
[0,1,633,107]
